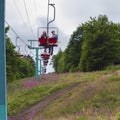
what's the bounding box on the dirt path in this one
[10,81,88,120]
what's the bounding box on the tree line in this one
[52,15,120,73]
[6,27,35,82]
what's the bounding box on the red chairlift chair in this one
[48,38,58,46]
[44,68,47,73]
[40,53,50,59]
[38,27,58,47]
[43,60,49,66]
[16,53,24,57]
[39,38,47,46]
[44,62,48,66]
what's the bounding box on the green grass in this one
[8,83,70,115]
[8,67,120,119]
[35,70,120,120]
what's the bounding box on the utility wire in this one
[33,0,39,28]
[23,0,36,39]
[5,21,33,56]
[28,0,38,32]
[34,0,38,19]
[5,20,28,46]
[13,0,31,34]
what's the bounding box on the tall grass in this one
[35,71,120,120]
[8,70,120,120]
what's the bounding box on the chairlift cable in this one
[5,20,28,46]
[13,0,30,33]
[23,0,37,39]
[33,0,38,20]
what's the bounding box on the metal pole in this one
[40,59,42,75]
[46,0,56,46]
[35,48,39,79]
[47,4,56,25]
[47,0,50,37]
[42,67,44,74]
[0,0,7,119]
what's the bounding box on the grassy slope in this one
[8,68,120,120]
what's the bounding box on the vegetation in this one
[7,15,120,120]
[8,67,120,119]
[36,69,120,120]
[7,74,68,115]
[52,15,120,73]
[6,26,35,82]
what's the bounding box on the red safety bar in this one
[40,53,50,59]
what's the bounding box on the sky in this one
[5,0,120,73]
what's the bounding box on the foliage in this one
[36,70,120,120]
[8,77,70,115]
[105,65,120,71]
[8,69,120,119]
[53,15,120,72]
[52,49,64,73]
[79,15,120,71]
[6,27,35,82]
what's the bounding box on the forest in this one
[52,15,120,73]
[6,27,35,82]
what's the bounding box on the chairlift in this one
[38,27,58,47]
[40,53,50,59]
[44,68,46,73]
[15,37,24,57]
[43,60,49,66]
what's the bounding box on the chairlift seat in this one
[43,60,48,66]
[39,38,47,46]
[16,54,24,57]
[44,68,46,73]
[43,60,48,63]
[40,53,50,59]
[43,63,48,66]
[48,38,58,46]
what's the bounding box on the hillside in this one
[8,68,120,120]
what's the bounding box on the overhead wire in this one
[13,0,32,35]
[33,0,40,29]
[6,20,34,57]
[5,20,28,46]
[6,0,43,58]
[28,0,38,33]
[34,0,38,19]
[35,0,43,27]
[23,0,37,39]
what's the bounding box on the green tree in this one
[62,26,83,72]
[52,49,63,73]
[53,15,120,73]
[79,15,120,71]
[6,27,35,82]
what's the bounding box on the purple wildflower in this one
[32,111,36,117]
[8,116,11,120]
[23,80,40,89]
